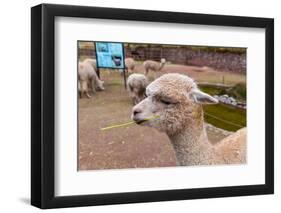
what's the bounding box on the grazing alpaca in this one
[127,74,148,104]
[83,58,97,71]
[131,73,246,166]
[143,58,166,77]
[78,60,104,98]
[125,58,136,74]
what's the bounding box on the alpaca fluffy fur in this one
[78,59,104,98]
[127,73,148,104]
[132,73,246,166]
[143,58,166,76]
[125,58,136,73]
[83,58,97,71]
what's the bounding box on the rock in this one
[214,94,245,108]
[229,97,236,102]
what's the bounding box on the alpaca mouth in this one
[132,114,159,125]
[135,119,147,125]
[134,115,159,125]
[132,116,151,125]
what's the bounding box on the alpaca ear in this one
[189,88,218,105]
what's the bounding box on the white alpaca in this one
[83,58,97,71]
[78,60,104,98]
[127,74,148,104]
[125,58,136,74]
[132,73,246,166]
[143,58,166,77]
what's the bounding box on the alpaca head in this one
[131,73,218,136]
[160,58,166,64]
[96,80,105,91]
[159,58,166,70]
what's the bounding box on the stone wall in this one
[126,46,246,74]
[79,45,246,74]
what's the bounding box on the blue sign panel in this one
[95,42,125,69]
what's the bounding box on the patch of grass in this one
[199,83,246,102]
[199,85,225,96]
[203,104,246,131]
[225,82,246,101]
[199,84,247,131]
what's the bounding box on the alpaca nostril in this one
[133,108,142,116]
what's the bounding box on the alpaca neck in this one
[159,63,165,71]
[168,119,214,166]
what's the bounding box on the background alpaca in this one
[78,60,104,98]
[125,58,136,73]
[143,58,166,77]
[132,73,246,166]
[127,73,148,104]
[83,58,97,71]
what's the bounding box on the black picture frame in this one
[31,3,274,209]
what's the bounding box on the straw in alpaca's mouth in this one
[101,115,159,131]
[134,114,159,125]
[135,119,148,124]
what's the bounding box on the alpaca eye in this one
[160,99,172,105]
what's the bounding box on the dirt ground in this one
[133,63,246,85]
[78,64,243,170]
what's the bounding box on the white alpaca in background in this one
[143,58,166,77]
[132,73,246,166]
[83,58,97,71]
[127,74,148,104]
[78,60,104,98]
[125,58,136,74]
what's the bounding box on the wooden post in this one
[121,43,127,90]
[96,67,100,79]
